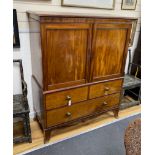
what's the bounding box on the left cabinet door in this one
[41,23,91,90]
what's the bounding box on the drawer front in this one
[89,79,122,99]
[46,93,120,127]
[45,87,88,110]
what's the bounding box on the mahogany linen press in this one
[28,12,135,143]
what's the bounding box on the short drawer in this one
[46,93,120,128]
[89,79,123,99]
[45,86,88,110]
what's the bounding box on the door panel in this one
[91,24,130,82]
[42,24,91,90]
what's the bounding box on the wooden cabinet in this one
[28,12,133,143]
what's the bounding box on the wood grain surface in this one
[45,86,88,110]
[46,93,120,127]
[89,79,123,99]
[41,23,91,90]
[90,24,130,82]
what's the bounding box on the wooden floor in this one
[14,105,141,155]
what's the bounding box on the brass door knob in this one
[66,112,72,117]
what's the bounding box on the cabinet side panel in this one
[32,77,45,128]
[29,17,43,87]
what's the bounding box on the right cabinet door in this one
[90,23,131,82]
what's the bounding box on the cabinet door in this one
[41,23,91,90]
[90,23,131,82]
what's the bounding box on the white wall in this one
[13,0,141,118]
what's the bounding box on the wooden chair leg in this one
[24,113,32,143]
[26,113,32,143]
[23,115,28,137]
[44,130,51,144]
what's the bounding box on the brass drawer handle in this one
[66,96,71,100]
[66,96,72,106]
[104,87,110,95]
[66,112,72,117]
[103,102,108,105]
[105,87,110,91]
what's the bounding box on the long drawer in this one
[89,79,123,99]
[46,93,120,128]
[45,86,88,110]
